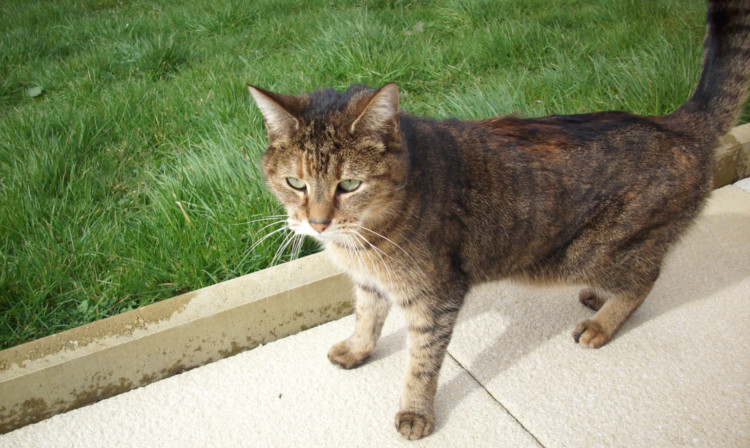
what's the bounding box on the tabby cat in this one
[248,0,750,440]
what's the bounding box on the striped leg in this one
[328,284,391,369]
[395,294,464,440]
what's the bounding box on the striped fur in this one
[249,1,750,440]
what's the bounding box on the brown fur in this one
[248,1,750,440]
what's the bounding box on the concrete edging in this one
[0,253,353,433]
[0,124,749,434]
[714,123,750,187]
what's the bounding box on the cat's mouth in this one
[288,218,339,241]
[288,218,369,249]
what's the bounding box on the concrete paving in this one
[2,185,748,448]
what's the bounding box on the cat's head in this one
[249,83,407,246]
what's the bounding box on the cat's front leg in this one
[395,293,464,440]
[328,283,391,369]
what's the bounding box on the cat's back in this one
[400,109,707,197]
[396,109,712,281]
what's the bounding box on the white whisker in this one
[235,214,288,225]
[249,225,290,253]
[357,224,429,287]
[254,219,289,234]
[358,225,422,267]
[235,223,290,270]
[291,234,305,260]
[343,234,366,275]
[348,229,396,288]
[271,231,297,266]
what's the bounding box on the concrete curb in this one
[1,124,749,434]
[714,123,750,187]
[0,253,353,433]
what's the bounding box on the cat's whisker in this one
[243,215,307,268]
[249,225,290,253]
[356,224,426,280]
[234,223,290,271]
[348,229,396,288]
[357,225,414,259]
[235,214,288,226]
[350,228,396,263]
[270,238,290,266]
[254,219,290,235]
[291,234,305,260]
[341,232,366,267]
[348,232,387,287]
[343,234,367,275]
[271,231,298,266]
[289,235,299,261]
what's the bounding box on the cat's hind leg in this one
[573,283,653,348]
[578,288,607,311]
[328,283,391,369]
[572,217,674,348]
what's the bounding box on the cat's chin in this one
[288,225,338,244]
[288,220,358,245]
[292,228,361,249]
[308,231,348,246]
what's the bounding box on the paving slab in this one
[448,186,750,448]
[1,311,540,448]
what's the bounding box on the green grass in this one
[0,0,734,348]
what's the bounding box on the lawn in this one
[0,0,725,348]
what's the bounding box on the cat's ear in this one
[248,85,300,140]
[350,83,399,135]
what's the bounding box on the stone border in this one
[1,124,749,434]
[0,253,352,433]
[714,124,750,187]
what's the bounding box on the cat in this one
[248,0,750,440]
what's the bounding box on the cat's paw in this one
[578,289,606,311]
[395,411,434,440]
[572,319,612,348]
[327,340,370,369]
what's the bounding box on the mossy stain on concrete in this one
[0,292,197,372]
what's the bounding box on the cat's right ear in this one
[248,86,300,140]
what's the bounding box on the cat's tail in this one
[673,0,750,140]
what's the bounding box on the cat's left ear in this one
[350,83,400,135]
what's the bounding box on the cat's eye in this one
[338,179,361,192]
[286,177,306,191]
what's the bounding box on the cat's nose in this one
[309,218,331,233]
